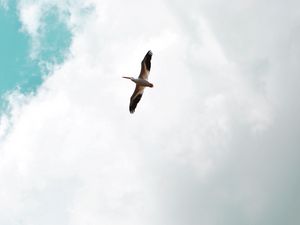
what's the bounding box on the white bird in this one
[123,50,153,113]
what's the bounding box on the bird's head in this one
[149,83,154,88]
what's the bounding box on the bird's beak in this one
[122,76,131,79]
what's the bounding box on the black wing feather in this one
[143,50,152,71]
[129,86,144,114]
[130,93,143,113]
[139,50,152,80]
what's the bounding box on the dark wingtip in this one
[129,103,135,114]
[144,51,152,71]
[129,105,135,114]
[129,94,142,114]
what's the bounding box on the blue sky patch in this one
[0,2,72,110]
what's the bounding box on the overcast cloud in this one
[0,0,300,224]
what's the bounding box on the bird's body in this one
[123,50,153,113]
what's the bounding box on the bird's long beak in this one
[122,76,131,79]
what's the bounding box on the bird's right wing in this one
[139,50,152,80]
[129,85,145,113]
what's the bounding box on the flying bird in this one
[123,50,153,113]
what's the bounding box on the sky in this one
[0,0,299,225]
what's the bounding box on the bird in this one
[122,50,153,113]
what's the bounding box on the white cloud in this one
[0,0,300,225]
[19,2,41,36]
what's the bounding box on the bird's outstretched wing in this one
[129,85,145,113]
[139,50,152,80]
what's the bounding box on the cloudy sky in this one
[0,0,300,224]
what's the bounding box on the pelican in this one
[123,50,153,113]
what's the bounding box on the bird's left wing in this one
[129,85,145,113]
[139,50,152,80]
